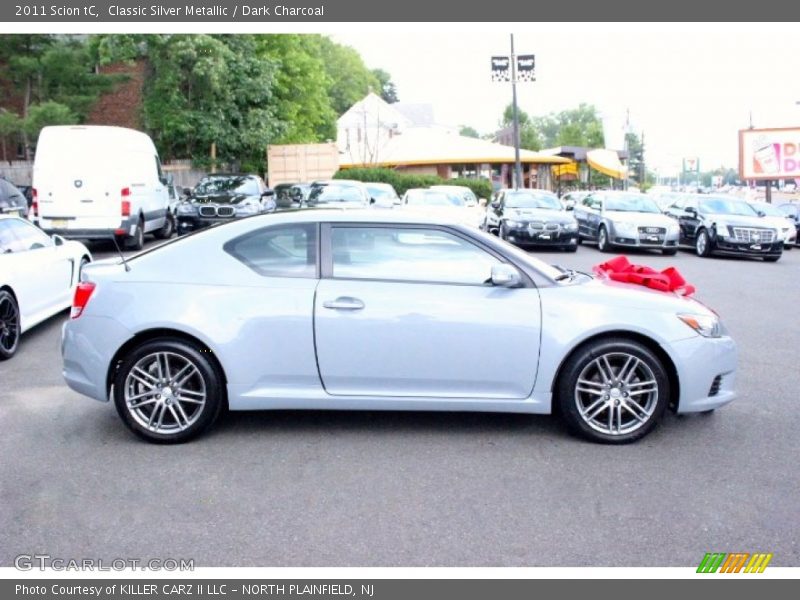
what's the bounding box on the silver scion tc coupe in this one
[62,211,737,444]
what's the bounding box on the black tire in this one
[597,225,611,253]
[113,338,225,443]
[763,254,781,262]
[661,248,678,256]
[0,290,20,360]
[556,337,670,444]
[695,229,712,257]
[498,223,507,241]
[576,236,583,245]
[153,212,175,240]
[125,217,145,251]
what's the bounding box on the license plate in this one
[648,235,659,242]
[50,219,68,228]
[539,234,551,240]
[750,244,762,250]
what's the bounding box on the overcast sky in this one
[335,24,800,174]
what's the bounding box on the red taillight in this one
[121,187,131,216]
[71,282,96,319]
[32,188,38,217]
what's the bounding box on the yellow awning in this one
[551,161,579,177]
[587,149,627,179]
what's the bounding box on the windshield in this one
[308,183,365,204]
[366,184,399,200]
[406,191,460,207]
[604,193,660,213]
[194,176,260,196]
[505,191,561,210]
[699,197,758,216]
[749,202,783,217]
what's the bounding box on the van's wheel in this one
[125,217,145,251]
[154,212,175,240]
[556,337,670,444]
[113,338,225,443]
[0,290,20,360]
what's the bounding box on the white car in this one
[748,200,797,248]
[0,215,91,359]
[400,188,483,228]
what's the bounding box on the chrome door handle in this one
[322,297,365,310]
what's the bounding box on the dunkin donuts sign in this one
[740,127,800,179]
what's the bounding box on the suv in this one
[176,174,275,235]
[664,195,782,261]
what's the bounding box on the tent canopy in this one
[587,149,627,179]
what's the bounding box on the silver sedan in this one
[62,211,737,444]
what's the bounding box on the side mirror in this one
[51,234,65,247]
[685,206,697,215]
[566,205,574,211]
[491,263,522,288]
[182,187,192,198]
[757,210,766,217]
[491,200,501,209]
[370,197,376,205]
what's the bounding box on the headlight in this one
[235,202,261,216]
[505,219,523,228]
[562,221,578,232]
[677,313,722,338]
[613,221,638,237]
[176,202,196,215]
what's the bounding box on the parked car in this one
[32,125,174,250]
[273,183,297,209]
[0,178,29,220]
[176,174,275,235]
[559,190,589,211]
[62,210,737,444]
[0,215,91,360]
[364,182,401,208]
[429,185,480,207]
[663,195,782,261]
[305,180,371,209]
[573,191,680,255]
[400,188,482,227]
[747,200,796,249]
[483,189,578,251]
[777,202,800,246]
[290,184,312,204]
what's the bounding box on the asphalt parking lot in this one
[1,237,799,567]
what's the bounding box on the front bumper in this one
[664,334,737,413]
[610,226,679,249]
[504,225,579,247]
[40,217,139,240]
[711,237,783,257]
[177,214,240,234]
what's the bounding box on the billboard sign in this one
[739,127,800,180]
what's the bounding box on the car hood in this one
[505,207,574,223]
[701,212,771,227]
[604,211,675,227]
[189,193,255,205]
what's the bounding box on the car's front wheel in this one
[154,212,175,240]
[0,290,20,360]
[695,229,712,257]
[113,338,225,443]
[556,338,670,444]
[597,225,610,252]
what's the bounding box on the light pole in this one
[510,34,522,190]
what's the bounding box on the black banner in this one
[516,54,535,82]
[1,0,800,22]
[491,56,510,82]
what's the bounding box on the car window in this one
[1,219,52,252]
[779,204,797,216]
[330,226,501,285]
[224,223,317,278]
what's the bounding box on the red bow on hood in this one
[593,256,696,296]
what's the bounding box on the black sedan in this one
[663,194,783,261]
[483,189,579,251]
[176,174,276,235]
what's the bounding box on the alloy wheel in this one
[0,294,20,356]
[574,352,659,436]
[124,351,207,435]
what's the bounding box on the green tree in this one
[371,68,398,104]
[459,125,480,138]
[317,37,380,115]
[0,109,22,160]
[500,104,541,151]
[23,101,78,141]
[256,35,337,143]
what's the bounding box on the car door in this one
[2,219,73,322]
[313,224,541,399]
[677,197,701,242]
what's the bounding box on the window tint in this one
[224,223,317,278]
[330,226,500,285]
[1,219,52,252]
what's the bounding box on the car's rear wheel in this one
[597,225,610,252]
[113,338,224,443]
[125,217,145,251]
[0,290,20,360]
[556,338,670,444]
[662,248,678,256]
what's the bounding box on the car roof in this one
[242,209,476,227]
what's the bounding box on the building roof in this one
[340,127,570,168]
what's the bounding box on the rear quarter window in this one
[223,223,317,278]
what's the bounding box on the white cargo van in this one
[32,126,174,249]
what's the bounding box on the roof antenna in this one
[111,235,131,272]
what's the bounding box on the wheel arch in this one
[106,327,228,406]
[550,329,681,413]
